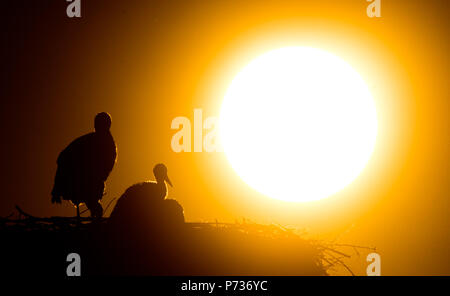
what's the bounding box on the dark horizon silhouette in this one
[0,208,327,276]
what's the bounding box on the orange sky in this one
[1,0,448,275]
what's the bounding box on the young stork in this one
[109,163,174,227]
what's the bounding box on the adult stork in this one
[51,112,117,219]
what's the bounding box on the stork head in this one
[95,112,112,133]
[153,163,173,187]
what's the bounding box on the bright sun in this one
[220,47,378,202]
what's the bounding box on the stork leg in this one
[76,203,80,224]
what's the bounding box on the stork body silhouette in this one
[51,112,117,219]
[109,163,174,227]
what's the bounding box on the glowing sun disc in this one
[219,47,378,202]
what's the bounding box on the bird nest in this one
[0,206,374,276]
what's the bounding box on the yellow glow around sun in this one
[220,47,378,202]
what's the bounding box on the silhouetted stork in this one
[108,163,186,233]
[51,112,117,220]
[109,163,172,222]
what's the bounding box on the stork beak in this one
[165,174,173,187]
